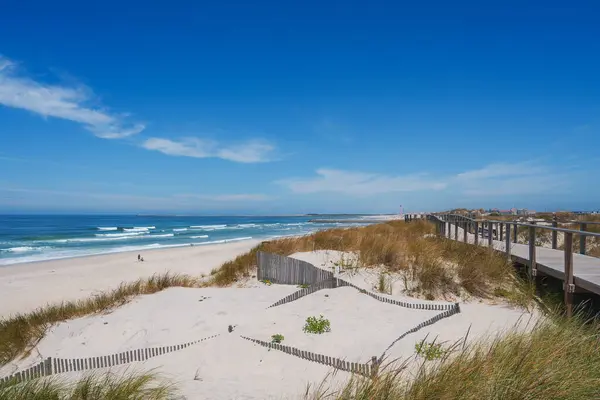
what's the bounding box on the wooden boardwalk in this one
[447,222,600,294]
[406,213,600,315]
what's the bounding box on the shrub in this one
[303,315,331,334]
[414,339,447,361]
[271,334,285,343]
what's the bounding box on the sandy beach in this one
[0,239,261,317]
[0,248,537,399]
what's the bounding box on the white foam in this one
[189,235,209,239]
[96,227,118,231]
[193,236,253,245]
[95,232,147,238]
[134,226,155,230]
[190,224,226,229]
[1,246,47,253]
[123,227,150,232]
[150,234,174,238]
[236,223,259,228]
[173,228,188,232]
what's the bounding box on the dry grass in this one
[0,370,176,399]
[306,315,600,400]
[0,273,199,367]
[208,221,531,305]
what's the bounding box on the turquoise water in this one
[0,215,373,266]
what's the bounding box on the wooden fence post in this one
[463,220,468,242]
[513,224,518,244]
[454,219,458,240]
[505,223,511,260]
[487,222,493,248]
[499,223,503,241]
[564,232,574,318]
[528,226,537,278]
[552,215,558,249]
[580,223,587,255]
[474,222,479,245]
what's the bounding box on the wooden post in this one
[447,221,451,239]
[454,219,458,240]
[513,224,518,244]
[564,232,574,318]
[487,222,493,248]
[552,215,558,249]
[580,223,587,255]
[474,222,479,245]
[463,220,468,242]
[505,223,511,260]
[528,226,537,278]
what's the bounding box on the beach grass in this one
[306,314,600,400]
[0,273,199,366]
[208,220,531,306]
[0,370,176,399]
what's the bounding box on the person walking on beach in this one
[138,254,141,262]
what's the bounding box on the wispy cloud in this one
[0,55,144,139]
[277,168,447,195]
[278,161,573,197]
[175,193,272,202]
[142,137,275,163]
[0,187,271,209]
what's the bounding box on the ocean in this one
[0,215,374,266]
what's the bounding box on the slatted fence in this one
[240,335,373,377]
[0,334,219,385]
[257,252,334,285]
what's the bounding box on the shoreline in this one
[0,236,260,268]
[0,239,263,317]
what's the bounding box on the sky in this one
[0,0,599,214]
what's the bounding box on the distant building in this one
[516,208,528,215]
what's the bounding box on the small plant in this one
[260,279,272,286]
[415,339,447,361]
[378,272,392,294]
[271,334,285,343]
[303,315,331,334]
[297,284,310,289]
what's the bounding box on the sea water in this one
[0,215,374,266]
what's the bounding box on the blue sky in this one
[0,1,599,214]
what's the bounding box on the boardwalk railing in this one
[408,213,600,317]
[0,334,219,385]
[257,251,334,285]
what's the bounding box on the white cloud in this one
[142,137,274,163]
[176,193,271,202]
[278,161,571,197]
[0,55,144,139]
[277,168,447,195]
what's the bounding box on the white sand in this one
[0,249,539,399]
[0,239,261,317]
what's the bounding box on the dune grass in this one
[306,314,600,400]
[209,220,531,305]
[0,273,199,367]
[0,370,176,399]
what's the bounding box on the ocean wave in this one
[190,224,226,229]
[123,227,152,232]
[150,234,174,238]
[96,227,118,231]
[189,235,209,239]
[1,246,47,253]
[193,236,253,245]
[96,232,147,238]
[173,228,188,232]
[235,223,259,228]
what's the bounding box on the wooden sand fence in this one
[257,251,333,285]
[240,335,374,377]
[0,334,219,385]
